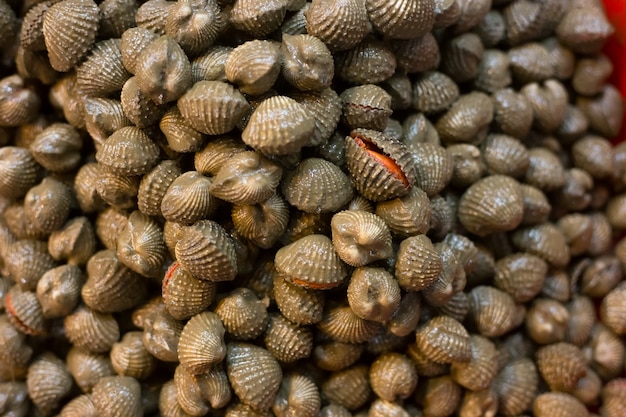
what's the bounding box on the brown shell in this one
[6,286,47,336]
[96,126,160,176]
[4,202,47,241]
[556,104,590,144]
[395,234,442,291]
[321,365,371,410]
[494,253,547,303]
[264,313,313,363]
[468,285,523,338]
[142,307,183,363]
[275,234,347,290]
[77,39,131,98]
[6,239,56,291]
[232,194,289,249]
[481,134,529,178]
[225,40,281,97]
[453,0,491,34]
[415,376,462,417]
[493,358,538,416]
[408,145,451,197]
[27,353,73,415]
[458,388,499,417]
[542,270,571,302]
[174,364,210,416]
[194,136,248,176]
[318,304,382,344]
[116,210,166,278]
[178,80,250,135]
[161,171,218,224]
[135,0,174,35]
[600,283,626,335]
[84,98,132,149]
[508,43,553,84]
[95,207,129,251]
[525,147,566,191]
[227,342,283,411]
[160,107,205,153]
[313,341,363,372]
[573,54,613,97]
[435,92,493,145]
[512,223,570,268]
[412,71,460,114]
[346,267,400,323]
[36,264,82,319]
[450,335,498,392]
[340,84,392,132]
[42,0,100,72]
[447,143,485,188]
[164,0,222,56]
[178,311,226,375]
[492,88,533,139]
[369,353,417,401]
[19,1,51,51]
[66,347,115,393]
[160,261,214,320]
[215,288,268,340]
[64,305,120,353]
[120,76,165,128]
[578,85,624,139]
[392,32,441,74]
[242,95,315,155]
[137,160,182,217]
[415,315,471,364]
[190,46,232,84]
[120,27,159,74]
[536,342,586,391]
[95,170,139,211]
[175,220,238,282]
[521,79,568,134]
[273,273,325,325]
[375,186,432,237]
[458,175,524,236]
[473,10,505,47]
[565,295,595,347]
[330,210,392,267]
[281,34,333,92]
[588,212,613,256]
[441,33,484,83]
[556,5,613,54]
[572,135,614,180]
[110,331,155,380]
[588,323,625,380]
[281,2,309,34]
[0,147,40,201]
[30,123,82,173]
[557,213,593,256]
[381,74,413,111]
[60,394,98,417]
[304,0,372,52]
[365,0,435,39]
[525,298,569,345]
[272,373,320,417]
[91,376,143,417]
[335,37,397,85]
[230,0,286,37]
[98,0,137,39]
[289,88,342,147]
[534,392,588,417]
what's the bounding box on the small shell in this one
[110,331,155,380]
[91,376,143,417]
[66,347,115,393]
[335,37,397,85]
[305,0,371,52]
[453,0,491,33]
[225,40,281,96]
[441,33,484,83]
[473,10,505,47]
[115,210,165,278]
[275,234,347,289]
[556,5,614,54]
[525,298,569,345]
[557,213,593,256]
[450,335,498,391]
[265,313,313,363]
[95,207,129,251]
[227,343,283,411]
[512,223,570,267]
[77,39,131,98]
[369,353,417,401]
[508,43,553,84]
[577,85,624,139]
[174,364,210,416]
[6,286,47,336]
[159,107,205,153]
[392,32,440,74]
[412,71,460,115]
[178,311,226,375]
[565,295,595,346]
[447,144,485,188]
[6,239,56,291]
[468,286,523,338]
[19,1,50,51]
[64,305,120,353]
[232,194,289,249]
[536,342,586,392]
[36,264,82,319]
[230,0,286,37]
[194,137,248,176]
[415,376,462,417]
[84,98,132,149]
[588,323,625,380]
[415,315,471,364]
[165,0,222,56]
[493,358,538,416]
[321,365,371,410]
[289,87,342,146]
[313,341,363,372]
[120,27,159,74]
[83,249,147,313]
[494,253,547,303]
[556,168,593,213]
[30,123,82,173]
[42,0,100,72]
[572,135,614,180]
[435,92,493,145]
[160,171,217,224]
[410,143,453,197]
[474,49,512,93]
[318,303,382,343]
[175,220,238,282]
[458,388,499,417]
[340,84,392,131]
[331,211,392,267]
[178,80,250,135]
[273,273,325,325]
[521,79,568,133]
[272,373,320,417]
[189,46,232,83]
[96,127,160,176]
[27,353,73,415]
[492,88,533,139]
[600,283,626,335]
[135,0,174,35]
[365,0,434,39]
[215,288,267,340]
[395,234,442,291]
[525,147,566,191]
[388,290,421,337]
[556,105,589,144]
[534,392,588,417]
[242,95,314,155]
[381,74,413,111]
[281,34,333,91]
[95,170,139,211]
[481,134,529,178]
[347,267,400,323]
[137,160,182,217]
[375,186,432,237]
[572,54,613,97]
[98,0,137,39]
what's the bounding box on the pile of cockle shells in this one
[0,0,625,415]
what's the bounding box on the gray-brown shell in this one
[493,358,538,416]
[317,303,382,343]
[0,147,41,200]
[314,341,363,372]
[395,234,442,291]
[160,107,205,153]
[340,84,392,132]
[481,134,529,178]
[230,0,287,37]
[6,286,47,336]
[415,375,462,417]
[161,171,218,224]
[6,239,56,291]
[512,223,571,267]
[450,335,498,391]
[369,352,417,401]
[232,194,290,249]
[27,353,73,415]
[525,298,569,345]
[225,40,281,96]
[274,273,325,325]
[468,285,523,338]
[25,177,72,235]
[66,347,115,393]
[137,160,182,217]
[96,127,160,176]
[600,282,626,335]
[162,261,216,320]
[165,0,222,56]
[116,210,166,278]
[335,37,397,85]
[91,376,143,417]
[264,313,313,363]
[536,342,586,391]
[120,27,160,74]
[573,54,613,97]
[578,85,624,139]
[494,253,548,303]
[441,33,484,83]
[520,184,552,225]
[135,0,174,35]
[392,33,441,74]
[331,210,392,267]
[365,0,435,39]
[30,123,82,173]
[272,373,320,417]
[492,88,534,139]
[290,88,342,147]
[64,305,120,353]
[110,331,155,380]
[321,365,371,410]
[415,315,471,364]
[525,147,566,191]
[281,34,334,91]
[215,288,268,340]
[99,0,137,39]
[521,79,568,134]
[178,311,226,375]
[436,92,493,145]
[375,186,432,237]
[36,264,82,319]
[347,267,400,323]
[84,98,132,149]
[412,71,460,114]
[77,39,131,98]
[305,0,372,52]
[534,392,589,417]
[556,4,614,54]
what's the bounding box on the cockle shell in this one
[321,365,371,410]
[215,288,267,340]
[72,163,104,213]
[395,234,442,291]
[468,286,523,338]
[66,347,115,393]
[96,126,160,176]
[508,42,553,84]
[273,373,320,417]
[493,358,538,416]
[64,304,120,353]
[556,4,613,54]
[491,88,533,139]
[84,98,132,149]
[375,186,432,237]
[99,0,137,39]
[137,160,182,217]
[305,0,372,52]
[447,143,485,188]
[6,286,47,336]
[369,353,417,401]
[393,33,441,74]
[225,40,281,96]
[536,342,586,391]
[365,0,435,39]
[481,134,529,178]
[573,54,613,97]
[27,353,73,415]
[331,210,392,267]
[77,39,131,98]
[95,170,139,211]
[521,79,568,134]
[6,239,56,291]
[232,194,289,249]
[450,335,498,391]
[572,135,614,180]
[525,298,569,345]
[578,85,624,139]
[110,331,155,380]
[335,37,397,85]
[0,75,41,128]
[19,1,50,51]
[436,92,493,145]
[178,311,226,375]
[160,107,205,153]
[120,27,160,74]
[24,177,72,235]
[415,315,471,364]
[95,207,129,251]
[313,341,363,372]
[160,171,218,224]
[347,267,400,323]
[600,282,626,335]
[494,253,547,303]
[30,123,82,173]
[135,0,174,35]
[273,273,325,325]
[165,0,222,56]
[141,306,183,363]
[512,223,570,267]
[588,323,625,380]
[474,10,505,47]
[525,147,566,191]
[474,49,512,93]
[194,137,248,176]
[36,264,82,319]
[264,313,313,363]
[230,0,287,37]
[453,0,491,34]
[340,84,392,132]
[91,376,143,417]
[317,303,382,343]
[116,210,166,278]
[289,88,341,147]
[441,33,484,83]
[42,0,100,72]
[281,34,333,91]
[412,71,460,115]
[415,376,462,417]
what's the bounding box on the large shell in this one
[66,347,115,393]
[27,353,73,415]
[0,146,41,200]
[330,210,392,267]
[175,220,238,282]
[369,353,417,401]
[321,365,371,410]
[230,0,287,37]
[273,373,320,417]
[264,313,313,363]
[242,95,315,155]
[556,4,613,54]
[225,40,281,96]
[116,210,166,278]
[468,285,523,338]
[226,343,283,411]
[161,171,218,224]
[36,264,82,319]
[64,305,120,353]
[412,71,460,114]
[274,273,325,325]
[493,358,538,416]
[365,0,435,39]
[536,342,586,391]
[572,54,613,97]
[508,43,553,83]
[30,123,82,173]
[42,0,100,72]
[165,0,222,56]
[512,223,571,268]
[110,331,155,380]
[435,92,493,145]
[415,315,471,364]
[215,288,267,340]
[77,39,131,98]
[305,0,372,52]
[91,376,143,417]
[178,311,226,375]
[275,234,346,289]
[178,80,250,135]
[96,126,160,176]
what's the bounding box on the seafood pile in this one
[0,0,625,415]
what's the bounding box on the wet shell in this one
[91,376,143,417]
[64,305,120,353]
[409,144,452,197]
[27,353,73,415]
[175,220,238,282]
[492,88,533,140]
[0,147,40,201]
[242,95,314,155]
[441,33,484,83]
[607,193,626,230]
[340,84,392,132]
[30,123,82,173]
[525,298,569,345]
[321,365,371,410]
[42,0,100,72]
[230,0,287,37]
[435,92,493,145]
[265,313,313,363]
[512,223,570,268]
[588,212,613,256]
[346,129,417,202]
[473,10,505,47]
[84,98,132,149]
[573,54,613,97]
[369,353,417,401]
[110,331,155,380]
[458,388,499,417]
[313,341,363,372]
[83,249,147,313]
[116,210,166,278]
[178,80,250,135]
[395,234,442,291]
[141,307,183,362]
[468,286,523,338]
[388,291,421,337]
[521,79,568,134]
[392,32,441,74]
[493,358,538,416]
[225,40,281,96]
[577,85,624,139]
[77,39,131,98]
[36,264,82,319]
[450,335,498,391]
[95,170,139,211]
[415,376,462,417]
[458,175,524,236]
[6,239,56,291]
[588,323,625,380]
[174,365,211,416]
[481,134,529,178]
[536,342,586,392]
[415,315,471,364]
[136,0,174,35]
[178,311,226,375]
[95,207,129,251]
[508,43,553,84]
[6,286,46,336]
[494,253,547,303]
[96,126,160,176]
[137,160,182,217]
[474,49,512,93]
[447,144,485,188]
[160,171,217,224]
[165,0,222,56]
[571,135,614,180]
[365,0,435,39]
[26,177,72,236]
[98,0,137,39]
[120,27,160,74]
[525,147,566,191]
[305,0,372,52]
[160,107,205,153]
[580,255,618,298]
[534,392,588,417]
[317,304,382,343]
[66,347,115,393]
[281,34,333,91]
[600,283,626,335]
[335,37,397,85]
[232,194,289,249]
[273,274,325,325]
[375,186,432,237]
[194,137,248,176]
[227,343,282,411]
[347,267,400,323]
[275,234,346,289]
[453,0,491,33]
[381,74,413,111]
[542,270,571,302]
[120,76,165,128]
[289,88,341,147]
[19,1,51,51]
[565,295,595,346]
[557,213,593,256]
[272,373,320,417]
[556,5,613,55]
[215,288,267,340]
[331,210,392,267]
[412,71,460,114]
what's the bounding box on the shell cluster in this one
[0,0,624,416]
